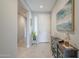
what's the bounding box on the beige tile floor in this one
[17,42,54,58]
[18,38,26,48]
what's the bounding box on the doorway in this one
[18,14,27,48]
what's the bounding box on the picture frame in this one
[56,0,75,32]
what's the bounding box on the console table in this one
[51,37,78,58]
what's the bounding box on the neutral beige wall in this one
[51,0,79,57]
[38,13,51,42]
[0,0,17,57]
[33,13,51,43]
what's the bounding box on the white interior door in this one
[38,14,50,43]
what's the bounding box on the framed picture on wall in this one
[56,0,75,32]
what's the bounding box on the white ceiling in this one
[24,0,57,12]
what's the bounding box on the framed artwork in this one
[56,0,75,32]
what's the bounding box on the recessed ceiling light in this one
[40,5,44,8]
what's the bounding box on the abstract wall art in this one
[56,0,75,32]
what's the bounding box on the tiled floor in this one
[17,42,54,58]
[18,38,26,48]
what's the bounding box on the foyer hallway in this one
[17,43,53,58]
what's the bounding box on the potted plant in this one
[32,32,36,41]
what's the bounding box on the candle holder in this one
[64,32,70,47]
